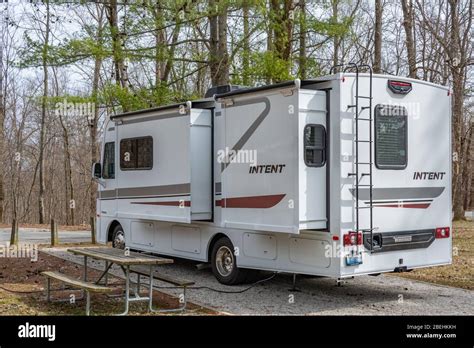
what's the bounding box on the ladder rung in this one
[356,206,372,209]
[355,140,372,143]
[357,96,372,99]
[356,118,371,121]
[347,105,357,108]
[360,106,371,110]
[348,172,371,176]
[355,162,372,165]
[358,184,373,187]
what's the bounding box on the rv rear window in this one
[103,142,115,179]
[120,136,153,170]
[304,124,326,167]
[375,105,408,169]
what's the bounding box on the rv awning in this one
[110,98,214,121]
[214,78,333,99]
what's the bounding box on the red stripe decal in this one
[375,203,430,209]
[216,194,285,208]
[131,201,191,207]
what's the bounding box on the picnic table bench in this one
[41,247,185,315]
[130,265,195,312]
[42,271,115,316]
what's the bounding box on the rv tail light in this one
[435,227,450,239]
[388,80,412,94]
[343,231,362,246]
[332,236,339,241]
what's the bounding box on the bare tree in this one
[209,0,229,86]
[38,0,51,224]
[401,0,417,78]
[373,0,383,73]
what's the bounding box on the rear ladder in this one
[331,63,375,251]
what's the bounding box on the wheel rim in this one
[113,231,125,249]
[215,245,234,277]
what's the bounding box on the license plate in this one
[346,254,363,266]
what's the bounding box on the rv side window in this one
[120,136,153,170]
[375,105,408,169]
[103,142,115,179]
[304,124,326,167]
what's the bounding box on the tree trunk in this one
[462,123,472,210]
[58,111,75,226]
[242,0,250,85]
[373,0,382,73]
[38,0,50,224]
[106,0,129,109]
[401,0,417,78]
[209,0,229,86]
[452,71,465,220]
[270,0,294,81]
[332,0,339,68]
[448,0,466,220]
[298,0,307,79]
[90,60,101,219]
[0,35,4,223]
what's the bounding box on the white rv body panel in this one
[97,73,452,279]
[220,90,299,233]
[337,74,452,276]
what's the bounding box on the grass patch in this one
[392,220,474,290]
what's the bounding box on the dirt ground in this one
[393,220,474,290]
[0,252,215,315]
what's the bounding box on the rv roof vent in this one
[205,84,248,98]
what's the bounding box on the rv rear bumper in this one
[363,229,435,253]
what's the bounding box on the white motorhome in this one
[93,65,452,285]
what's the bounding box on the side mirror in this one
[92,162,102,179]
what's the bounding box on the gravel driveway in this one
[42,247,474,315]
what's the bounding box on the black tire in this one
[111,224,125,249]
[211,236,250,285]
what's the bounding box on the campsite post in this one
[90,216,96,244]
[50,219,58,247]
[10,219,18,246]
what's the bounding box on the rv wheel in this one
[112,225,125,249]
[211,237,249,285]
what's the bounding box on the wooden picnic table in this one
[67,247,173,315]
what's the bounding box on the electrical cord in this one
[147,272,278,294]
